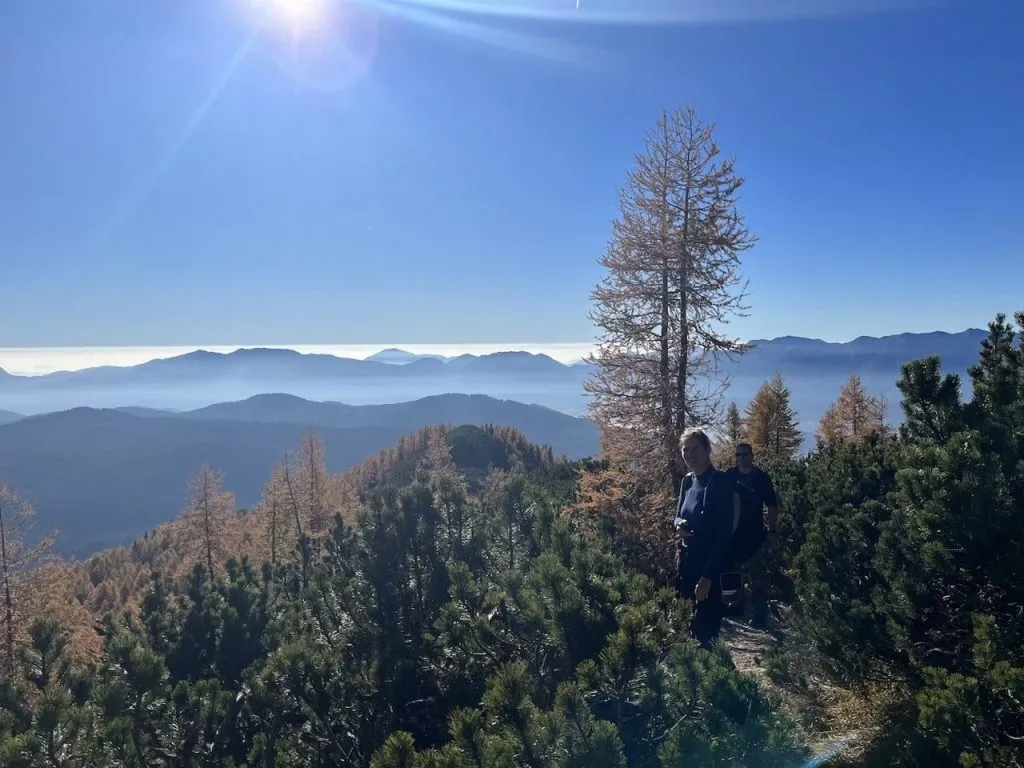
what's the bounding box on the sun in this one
[262,0,329,35]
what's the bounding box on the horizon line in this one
[0,341,598,351]
[0,324,987,351]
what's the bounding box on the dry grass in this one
[721,604,894,765]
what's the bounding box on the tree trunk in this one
[659,181,675,493]
[270,498,279,567]
[0,507,14,680]
[673,181,692,489]
[203,475,215,578]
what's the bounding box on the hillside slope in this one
[71,424,569,614]
[0,408,22,425]
[0,398,598,557]
[0,408,406,557]
[181,393,598,457]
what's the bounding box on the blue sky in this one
[1,0,1021,347]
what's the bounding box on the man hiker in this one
[674,428,740,650]
[727,442,779,629]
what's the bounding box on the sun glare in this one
[261,0,329,34]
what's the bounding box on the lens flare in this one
[376,0,931,25]
[261,0,328,35]
[264,0,381,91]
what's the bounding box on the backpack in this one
[728,476,766,564]
[679,469,765,565]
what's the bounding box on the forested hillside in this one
[0,424,807,767]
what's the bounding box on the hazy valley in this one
[0,328,986,429]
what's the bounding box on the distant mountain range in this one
[0,329,990,419]
[365,348,449,364]
[0,326,995,446]
[0,349,585,415]
[0,393,599,558]
[3,348,573,386]
[734,330,989,376]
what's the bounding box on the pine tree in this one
[896,355,965,443]
[16,618,93,766]
[745,373,803,462]
[0,430,819,767]
[793,310,1024,764]
[585,106,755,496]
[418,432,474,566]
[19,617,72,692]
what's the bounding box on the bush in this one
[786,311,1024,766]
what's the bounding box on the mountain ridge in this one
[0,393,600,557]
[0,347,570,382]
[0,328,990,382]
[0,328,992,419]
[366,348,448,364]
[0,408,22,425]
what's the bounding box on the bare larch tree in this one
[179,465,235,579]
[302,429,331,537]
[745,373,804,463]
[0,484,56,681]
[259,461,292,569]
[585,106,755,495]
[266,431,342,586]
[816,374,887,446]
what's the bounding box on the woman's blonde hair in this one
[679,427,712,452]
